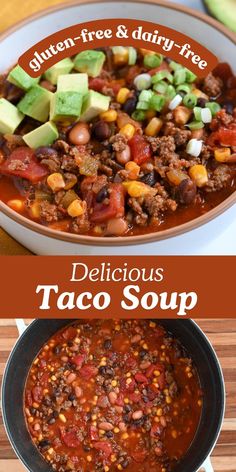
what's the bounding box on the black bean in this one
[53,345,61,355]
[29,407,36,415]
[103,338,112,350]
[68,394,76,402]
[124,404,132,413]
[223,101,234,114]
[122,459,130,468]
[178,179,197,205]
[39,439,51,449]
[92,121,111,141]
[83,444,91,452]
[106,431,114,438]
[35,146,58,160]
[53,411,59,418]
[197,98,207,108]
[47,416,56,425]
[141,171,157,187]
[122,96,137,115]
[98,366,114,377]
[96,186,109,203]
[139,350,147,359]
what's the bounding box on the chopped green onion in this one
[153,81,168,94]
[149,94,166,111]
[128,47,137,65]
[151,70,173,84]
[134,73,152,90]
[176,84,191,94]
[144,53,163,69]
[168,94,183,110]
[187,121,204,130]
[185,69,197,83]
[112,46,127,55]
[174,68,186,85]
[205,102,221,116]
[131,110,146,121]
[183,93,197,108]
[169,61,182,71]
[136,100,149,110]
[166,85,176,100]
[193,107,202,121]
[139,89,153,102]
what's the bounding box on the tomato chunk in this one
[129,134,152,165]
[93,441,113,459]
[32,386,43,403]
[79,364,98,379]
[71,354,86,368]
[91,183,125,223]
[208,126,236,147]
[0,147,48,183]
[60,427,81,448]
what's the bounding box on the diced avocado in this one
[7,65,40,91]
[0,98,24,134]
[23,121,59,148]
[17,85,53,122]
[44,58,74,85]
[80,90,110,122]
[50,91,83,122]
[204,0,236,33]
[57,73,88,95]
[74,50,105,77]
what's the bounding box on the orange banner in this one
[0,256,234,318]
[18,19,218,78]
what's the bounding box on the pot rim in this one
[0,0,235,247]
[1,318,225,472]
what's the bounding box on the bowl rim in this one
[0,0,236,247]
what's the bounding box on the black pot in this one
[1,319,225,472]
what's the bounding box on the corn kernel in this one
[134,351,139,357]
[51,375,57,381]
[145,117,163,136]
[117,464,123,470]
[167,169,188,186]
[47,173,65,192]
[114,427,120,433]
[111,380,118,387]
[92,414,97,421]
[189,165,208,187]
[214,148,231,162]
[29,201,41,219]
[100,109,118,122]
[166,396,172,404]
[67,199,84,217]
[126,378,132,385]
[187,372,193,378]
[124,398,129,404]
[116,87,130,104]
[198,399,202,407]
[104,467,110,472]
[154,370,160,377]
[122,180,152,197]
[154,417,159,422]
[156,408,163,416]
[111,454,116,462]
[87,455,92,462]
[143,343,148,350]
[149,321,156,328]
[173,106,192,126]
[125,161,140,180]
[115,325,121,331]
[120,123,136,140]
[32,402,39,409]
[47,448,54,455]
[126,372,131,378]
[121,432,129,440]
[28,417,34,423]
[171,430,178,439]
[7,199,24,213]
[113,49,129,66]
[59,414,67,423]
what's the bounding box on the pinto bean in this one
[106,218,128,236]
[75,386,83,398]
[66,373,77,384]
[108,391,117,405]
[116,145,131,165]
[178,179,197,205]
[118,422,127,432]
[69,123,91,145]
[132,410,143,420]
[98,422,114,431]
[131,334,142,344]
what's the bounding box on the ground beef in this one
[61,155,78,173]
[147,135,176,157]
[203,72,223,97]
[40,201,62,223]
[144,193,177,216]
[211,109,234,130]
[41,156,61,173]
[53,140,71,154]
[200,144,212,162]
[110,133,127,152]
[206,164,231,192]
[163,122,191,147]
[3,134,25,151]
[128,197,148,226]
[8,159,28,171]
[71,203,91,233]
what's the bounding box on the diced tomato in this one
[91,183,125,223]
[93,441,113,459]
[134,373,148,384]
[97,395,109,408]
[213,62,233,82]
[120,377,136,393]
[208,126,236,147]
[89,425,99,441]
[150,423,163,438]
[145,364,156,378]
[129,134,152,165]
[131,450,147,463]
[40,372,49,387]
[126,65,142,85]
[26,389,33,407]
[147,384,159,401]
[60,427,81,448]
[62,326,77,341]
[89,78,122,94]
[129,391,142,403]
[39,359,47,368]
[79,364,98,380]
[115,393,124,406]
[0,147,48,183]
[32,386,43,403]
[71,354,85,369]
[125,355,137,369]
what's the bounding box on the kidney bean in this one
[131,334,142,344]
[98,421,114,431]
[92,121,111,141]
[107,218,128,236]
[75,386,83,398]
[35,146,58,160]
[140,361,151,370]
[119,422,127,432]
[132,410,143,420]
[116,145,131,165]
[178,179,197,205]
[96,186,109,203]
[123,96,137,115]
[69,122,91,145]
[115,406,124,414]
[108,391,117,405]
[66,373,77,384]
[61,356,69,362]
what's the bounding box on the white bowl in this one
[0,0,235,255]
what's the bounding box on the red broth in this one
[24,320,202,472]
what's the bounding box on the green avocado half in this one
[204,0,236,33]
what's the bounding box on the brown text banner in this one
[0,256,234,318]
